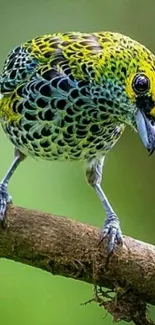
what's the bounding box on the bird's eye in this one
[132,73,150,95]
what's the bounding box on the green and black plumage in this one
[1,31,155,252]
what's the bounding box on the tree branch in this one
[1,205,155,324]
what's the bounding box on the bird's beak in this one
[135,110,155,155]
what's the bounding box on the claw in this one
[0,183,12,221]
[100,214,123,253]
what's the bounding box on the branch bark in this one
[1,205,155,324]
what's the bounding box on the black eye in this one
[132,74,150,95]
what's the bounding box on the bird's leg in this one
[86,157,123,253]
[0,148,25,221]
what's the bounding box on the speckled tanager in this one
[0,31,155,252]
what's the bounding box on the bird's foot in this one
[0,183,12,221]
[100,214,123,254]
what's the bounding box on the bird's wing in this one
[0,32,104,95]
[0,33,102,124]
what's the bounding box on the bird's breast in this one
[2,105,125,160]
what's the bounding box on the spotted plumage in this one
[1,31,155,252]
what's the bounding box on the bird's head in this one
[100,33,155,154]
[127,70,155,155]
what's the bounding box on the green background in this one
[0,0,155,324]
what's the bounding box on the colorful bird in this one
[0,31,155,253]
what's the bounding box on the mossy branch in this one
[1,205,155,325]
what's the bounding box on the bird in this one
[0,31,155,253]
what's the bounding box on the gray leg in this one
[0,148,25,220]
[86,157,123,253]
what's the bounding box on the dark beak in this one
[135,110,155,155]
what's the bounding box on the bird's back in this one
[0,31,136,160]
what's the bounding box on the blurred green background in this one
[0,0,155,324]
